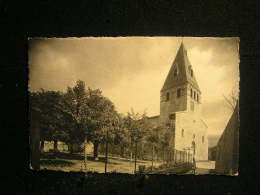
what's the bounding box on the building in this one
[42,141,94,154]
[148,42,208,161]
[215,103,239,175]
[208,146,217,161]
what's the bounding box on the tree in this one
[111,114,130,158]
[29,89,66,152]
[86,88,118,160]
[223,86,239,111]
[29,95,41,170]
[158,124,172,164]
[146,125,162,170]
[58,80,90,153]
[124,109,148,173]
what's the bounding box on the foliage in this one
[124,109,148,144]
[57,80,89,144]
[29,89,66,142]
[30,79,173,161]
[86,88,118,144]
[223,85,239,111]
[111,114,130,146]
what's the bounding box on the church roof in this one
[161,42,201,93]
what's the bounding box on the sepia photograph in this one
[28,37,239,175]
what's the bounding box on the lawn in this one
[40,152,163,174]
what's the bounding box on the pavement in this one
[186,161,215,175]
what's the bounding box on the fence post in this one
[185,151,187,164]
[181,151,183,164]
[151,144,154,171]
[176,150,179,164]
[182,151,184,164]
[173,149,176,166]
[134,141,137,174]
[169,150,172,166]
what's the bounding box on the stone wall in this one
[160,85,188,123]
[174,111,208,161]
[43,141,94,154]
[43,141,68,152]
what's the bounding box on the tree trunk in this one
[120,146,124,158]
[54,140,58,152]
[40,140,45,153]
[68,143,74,154]
[134,142,137,174]
[162,148,165,162]
[30,121,40,170]
[151,144,154,171]
[84,135,88,171]
[93,141,99,160]
[105,129,109,173]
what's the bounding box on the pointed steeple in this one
[161,42,201,93]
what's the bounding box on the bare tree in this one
[223,86,239,110]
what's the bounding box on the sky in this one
[29,37,239,138]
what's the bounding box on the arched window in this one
[190,88,193,97]
[169,113,176,120]
[177,88,181,98]
[193,91,196,99]
[166,92,170,101]
[174,68,178,77]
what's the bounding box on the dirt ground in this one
[185,161,215,175]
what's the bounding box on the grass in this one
[40,152,163,174]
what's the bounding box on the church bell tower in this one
[160,42,202,123]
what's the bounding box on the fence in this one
[164,149,193,167]
[98,143,193,168]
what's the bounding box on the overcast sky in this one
[29,37,239,137]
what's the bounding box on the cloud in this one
[29,37,239,137]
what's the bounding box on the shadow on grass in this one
[86,156,119,165]
[41,152,119,165]
[142,163,193,174]
[41,152,84,160]
[107,156,149,163]
[41,159,75,167]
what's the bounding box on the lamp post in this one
[187,147,191,164]
[184,148,187,164]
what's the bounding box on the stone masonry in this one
[148,42,208,161]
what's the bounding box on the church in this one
[148,42,208,161]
